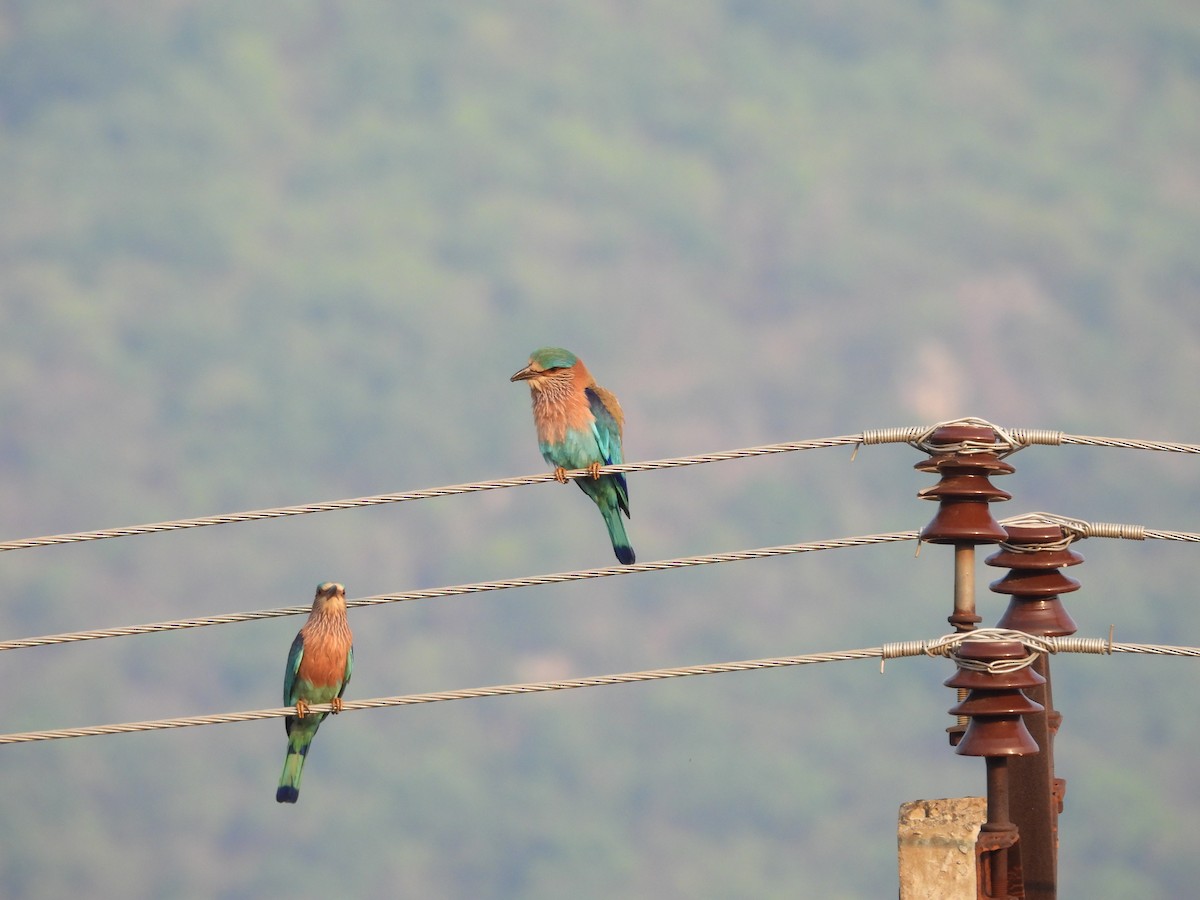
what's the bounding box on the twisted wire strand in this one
[0,649,882,744]
[1097,641,1200,657]
[0,436,866,554]
[5,510,1199,654]
[3,633,1196,745]
[1058,434,1200,453]
[0,530,921,652]
[4,422,1198,554]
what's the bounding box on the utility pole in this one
[946,638,1046,899]
[986,522,1081,899]
[899,421,1075,898]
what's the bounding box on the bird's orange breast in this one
[297,639,349,687]
[533,392,594,446]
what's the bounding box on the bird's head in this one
[510,347,579,390]
[312,581,347,612]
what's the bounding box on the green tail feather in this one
[276,737,311,804]
[600,504,635,565]
[577,475,635,564]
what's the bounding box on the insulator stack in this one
[946,638,1045,900]
[916,424,1014,548]
[946,640,1045,758]
[987,524,1081,638]
[916,424,1014,636]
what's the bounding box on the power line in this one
[1050,434,1200,454]
[0,530,921,652]
[0,435,865,553]
[2,419,1198,555]
[1,631,1193,746]
[3,513,1198,655]
[0,649,878,744]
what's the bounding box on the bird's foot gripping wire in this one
[587,462,602,480]
[553,467,568,484]
[294,699,310,719]
[330,697,343,714]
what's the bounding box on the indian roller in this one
[511,347,635,565]
[276,582,354,804]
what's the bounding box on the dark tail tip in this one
[615,544,635,565]
[276,786,299,804]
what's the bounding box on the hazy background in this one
[1,2,1198,896]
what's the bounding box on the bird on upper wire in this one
[276,581,354,804]
[511,347,635,565]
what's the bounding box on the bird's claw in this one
[295,699,310,719]
[331,697,344,714]
[587,461,602,480]
[553,466,568,484]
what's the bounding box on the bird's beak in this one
[510,365,537,382]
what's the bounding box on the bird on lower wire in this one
[511,346,635,565]
[276,581,354,804]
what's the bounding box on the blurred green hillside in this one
[1,1,1199,897]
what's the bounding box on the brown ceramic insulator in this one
[988,524,1081,636]
[952,706,1042,758]
[944,650,1047,694]
[919,499,1011,544]
[915,425,1013,545]
[945,640,1045,758]
[986,524,1084,572]
[913,453,1016,478]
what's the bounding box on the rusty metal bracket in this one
[976,828,1024,899]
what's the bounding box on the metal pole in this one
[983,757,1012,896]
[987,523,1083,900]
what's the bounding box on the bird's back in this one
[586,384,625,435]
